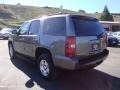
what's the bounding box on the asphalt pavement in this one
[0,40,120,90]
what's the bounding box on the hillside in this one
[0,4,119,20]
[0,4,82,20]
[0,4,120,29]
[0,7,16,19]
[0,4,80,28]
[0,4,120,20]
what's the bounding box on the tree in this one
[78,9,86,13]
[16,3,22,6]
[100,5,114,21]
[95,12,98,14]
[59,5,63,9]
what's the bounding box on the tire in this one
[8,43,16,59]
[37,53,58,81]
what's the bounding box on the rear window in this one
[72,17,104,36]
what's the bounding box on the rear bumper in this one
[54,49,109,70]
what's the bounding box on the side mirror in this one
[12,29,19,35]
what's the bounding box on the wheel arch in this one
[35,47,52,60]
[8,41,13,45]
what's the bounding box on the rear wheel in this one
[37,53,58,80]
[8,43,16,59]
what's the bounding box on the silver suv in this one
[8,14,109,80]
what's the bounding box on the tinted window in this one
[29,20,40,35]
[19,22,30,35]
[43,17,66,36]
[72,17,104,36]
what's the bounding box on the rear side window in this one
[29,20,40,35]
[71,17,104,36]
[43,17,66,36]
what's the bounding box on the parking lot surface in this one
[0,40,120,90]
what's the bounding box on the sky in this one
[0,0,120,13]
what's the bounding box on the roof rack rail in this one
[46,12,69,16]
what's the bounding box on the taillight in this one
[65,36,76,57]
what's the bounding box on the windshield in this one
[72,17,104,36]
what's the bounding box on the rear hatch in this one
[71,16,107,56]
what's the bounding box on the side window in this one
[29,20,40,35]
[43,17,66,36]
[19,22,30,35]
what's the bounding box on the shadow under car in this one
[10,57,120,90]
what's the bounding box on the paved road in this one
[0,40,120,90]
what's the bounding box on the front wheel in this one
[37,54,58,80]
[8,43,16,59]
